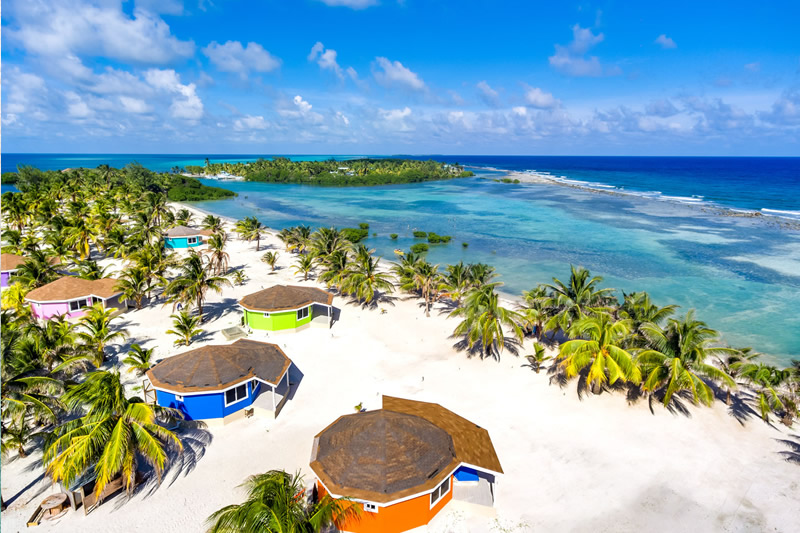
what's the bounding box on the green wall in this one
[244,306,315,331]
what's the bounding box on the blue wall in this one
[156,381,262,420]
[164,236,202,249]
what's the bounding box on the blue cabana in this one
[164,226,212,249]
[146,339,293,425]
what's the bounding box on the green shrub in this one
[412,230,427,238]
[441,235,452,243]
[389,233,398,240]
[341,228,369,243]
[372,232,377,237]
[462,242,469,248]
[358,222,370,230]
[427,232,441,244]
[410,243,429,254]
[1,172,18,184]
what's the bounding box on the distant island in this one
[183,157,474,186]
[2,164,236,202]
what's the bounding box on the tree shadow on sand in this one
[776,434,800,465]
[450,335,522,362]
[346,291,397,311]
[117,422,214,506]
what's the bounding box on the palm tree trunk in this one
[197,295,204,322]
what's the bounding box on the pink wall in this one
[30,301,87,320]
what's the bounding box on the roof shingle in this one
[146,339,292,393]
[239,285,333,312]
[25,277,121,302]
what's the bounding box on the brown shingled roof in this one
[239,285,333,312]
[25,277,121,303]
[146,339,292,393]
[165,225,214,238]
[310,396,502,504]
[1,254,26,271]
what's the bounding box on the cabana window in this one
[430,477,450,507]
[225,384,248,406]
[187,237,198,245]
[364,502,378,513]
[297,306,309,320]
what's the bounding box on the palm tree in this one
[618,291,677,347]
[391,252,423,293]
[236,216,266,251]
[205,232,230,275]
[163,253,231,322]
[1,417,36,459]
[318,250,349,290]
[524,343,552,374]
[519,285,550,340]
[293,253,316,281]
[450,283,523,360]
[732,361,795,424]
[76,304,129,367]
[175,208,193,226]
[341,253,394,303]
[261,251,279,272]
[1,283,31,318]
[115,267,149,310]
[1,372,63,425]
[412,261,441,317]
[311,227,348,259]
[44,371,182,499]
[12,250,61,289]
[64,217,97,260]
[438,262,471,306]
[557,314,641,394]
[122,344,155,376]
[201,215,224,234]
[206,470,358,533]
[544,266,616,333]
[167,311,204,346]
[74,259,115,280]
[231,270,247,286]
[129,244,177,299]
[23,315,79,371]
[466,263,498,289]
[637,311,736,407]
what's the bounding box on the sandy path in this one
[2,204,798,532]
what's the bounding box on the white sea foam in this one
[762,208,800,220]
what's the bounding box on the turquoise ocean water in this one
[3,154,799,363]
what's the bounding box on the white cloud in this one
[512,106,527,117]
[373,57,426,91]
[119,96,152,114]
[744,62,761,72]
[6,1,194,64]
[144,69,204,121]
[524,87,559,109]
[308,42,345,79]
[380,107,412,120]
[549,24,617,77]
[759,89,800,126]
[233,115,268,131]
[203,41,281,78]
[294,95,313,113]
[317,0,378,8]
[655,34,677,49]
[65,92,92,118]
[645,99,679,117]
[476,81,500,107]
[336,111,350,126]
[3,67,47,115]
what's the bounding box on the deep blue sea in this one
[3,153,800,363]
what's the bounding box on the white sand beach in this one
[2,203,798,533]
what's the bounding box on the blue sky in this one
[2,0,799,155]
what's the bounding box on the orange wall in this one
[318,477,454,533]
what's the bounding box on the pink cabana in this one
[25,277,127,320]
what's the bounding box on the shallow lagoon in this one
[196,176,796,363]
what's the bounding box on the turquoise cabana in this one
[164,226,213,249]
